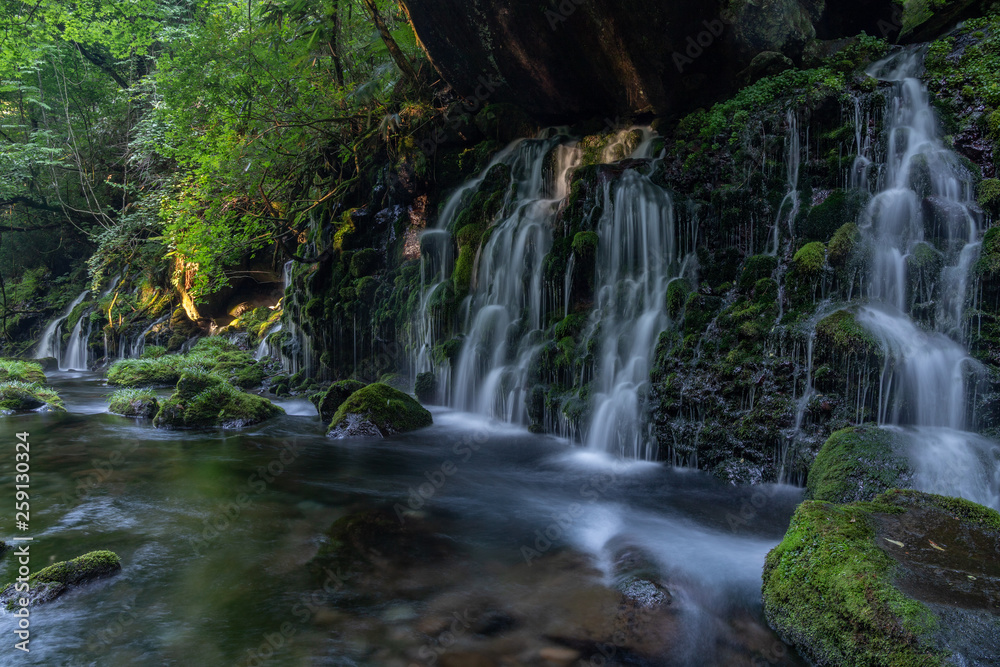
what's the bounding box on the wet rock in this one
[763,490,1000,666]
[0,550,121,608]
[311,379,365,422]
[327,382,432,438]
[806,426,912,503]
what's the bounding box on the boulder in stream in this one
[0,550,122,609]
[763,490,1000,666]
[154,371,283,428]
[327,382,432,438]
[311,379,365,422]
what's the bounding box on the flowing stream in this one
[0,373,806,666]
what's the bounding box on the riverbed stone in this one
[0,550,122,609]
[762,490,1000,666]
[327,382,432,438]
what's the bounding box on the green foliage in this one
[0,359,45,384]
[792,242,826,275]
[815,310,878,356]
[739,254,778,291]
[141,345,168,359]
[0,380,64,412]
[108,388,159,418]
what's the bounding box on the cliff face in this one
[401,0,900,118]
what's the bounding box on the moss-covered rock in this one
[0,550,122,609]
[0,359,46,384]
[763,490,1000,666]
[414,372,437,404]
[328,382,432,438]
[311,379,366,422]
[0,381,64,412]
[107,356,195,387]
[739,254,778,291]
[107,388,159,418]
[814,309,880,357]
[154,371,283,429]
[107,337,267,389]
[807,426,912,503]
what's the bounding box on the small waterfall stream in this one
[853,50,998,508]
[34,290,89,362]
[62,315,92,371]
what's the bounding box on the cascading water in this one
[35,290,89,362]
[62,315,92,371]
[128,313,170,359]
[770,111,801,255]
[254,322,283,361]
[584,169,693,459]
[849,50,998,508]
[452,136,580,419]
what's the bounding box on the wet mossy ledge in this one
[107,337,269,389]
[107,388,159,418]
[763,491,1000,666]
[0,550,122,609]
[807,426,913,504]
[0,360,64,413]
[327,382,432,438]
[153,371,283,429]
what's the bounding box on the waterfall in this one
[770,110,801,255]
[35,290,89,362]
[254,322,283,361]
[129,314,170,359]
[850,50,998,508]
[451,136,581,418]
[62,315,92,371]
[584,169,690,459]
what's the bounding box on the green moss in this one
[141,345,167,359]
[800,190,866,243]
[739,254,778,291]
[414,372,437,403]
[108,388,159,418]
[807,426,912,503]
[349,248,379,278]
[792,242,826,275]
[571,231,598,257]
[976,226,1000,277]
[107,356,198,387]
[154,371,283,429]
[666,279,692,318]
[763,501,944,666]
[0,381,64,412]
[110,338,266,389]
[554,313,585,340]
[815,310,878,356]
[876,489,1000,532]
[0,359,46,384]
[328,382,432,436]
[311,379,366,422]
[828,222,860,267]
[31,550,121,586]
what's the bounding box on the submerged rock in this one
[763,490,1000,666]
[0,550,122,608]
[154,371,283,429]
[327,382,432,438]
[807,426,912,503]
[310,379,365,422]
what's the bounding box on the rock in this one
[327,382,432,438]
[0,550,122,609]
[414,371,437,404]
[807,426,913,503]
[153,371,283,429]
[538,646,581,665]
[400,0,898,118]
[311,379,365,422]
[107,388,159,418]
[0,380,64,413]
[762,490,1000,666]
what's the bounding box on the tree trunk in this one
[361,0,419,87]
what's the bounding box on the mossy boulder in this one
[107,356,193,387]
[311,379,365,422]
[107,388,159,418]
[807,426,913,503]
[327,382,432,438]
[738,254,778,291]
[763,490,1000,666]
[154,371,284,429]
[0,550,122,609]
[0,381,64,412]
[0,359,46,384]
[814,309,880,357]
[108,338,267,389]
